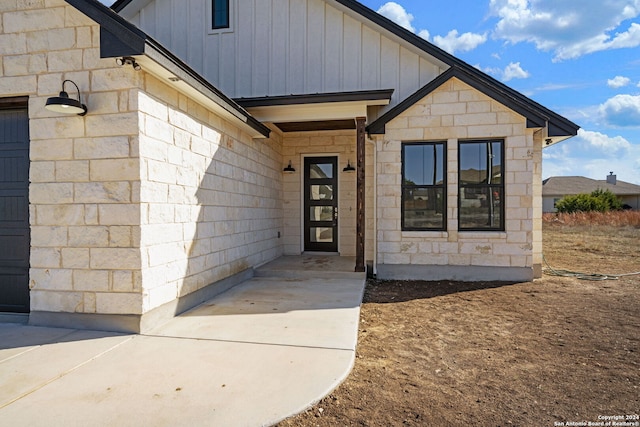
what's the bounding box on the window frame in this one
[458,139,505,232]
[208,0,233,33]
[401,141,447,231]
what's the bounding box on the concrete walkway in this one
[0,256,366,427]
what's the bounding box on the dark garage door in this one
[0,98,30,313]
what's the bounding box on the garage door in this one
[0,98,30,313]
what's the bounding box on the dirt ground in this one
[278,223,639,427]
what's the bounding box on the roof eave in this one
[65,0,270,139]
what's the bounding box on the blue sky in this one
[100,0,640,184]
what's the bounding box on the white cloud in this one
[502,62,531,81]
[489,0,640,60]
[479,62,531,82]
[432,30,488,54]
[377,2,486,53]
[608,76,631,88]
[543,130,640,184]
[599,94,640,127]
[377,2,415,32]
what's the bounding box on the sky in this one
[100,0,640,184]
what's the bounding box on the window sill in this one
[402,231,448,239]
[458,231,507,238]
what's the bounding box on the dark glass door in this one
[0,101,30,313]
[304,157,338,252]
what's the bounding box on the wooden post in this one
[355,117,366,273]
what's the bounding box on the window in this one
[212,0,230,29]
[458,140,504,230]
[402,142,446,230]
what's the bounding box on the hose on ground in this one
[542,255,640,281]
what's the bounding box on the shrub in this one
[555,189,622,213]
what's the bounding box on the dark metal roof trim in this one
[235,89,394,108]
[111,0,134,12]
[332,0,579,137]
[64,0,270,139]
[367,66,579,136]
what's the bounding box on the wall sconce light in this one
[45,80,87,116]
[283,160,296,173]
[343,160,356,172]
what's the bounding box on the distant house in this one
[542,174,640,212]
[0,0,579,333]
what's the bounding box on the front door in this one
[0,99,30,313]
[304,156,338,252]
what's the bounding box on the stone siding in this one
[1,1,283,324]
[376,77,541,279]
[281,130,374,259]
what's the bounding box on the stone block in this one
[26,27,75,52]
[30,183,73,204]
[90,248,141,270]
[91,68,139,92]
[0,74,35,95]
[29,268,72,291]
[0,34,27,56]
[69,226,109,247]
[30,116,85,140]
[90,158,140,181]
[74,136,131,159]
[109,226,133,247]
[35,204,84,226]
[3,7,65,33]
[98,204,139,226]
[30,247,61,268]
[74,182,131,203]
[454,113,497,126]
[112,270,134,292]
[30,161,55,182]
[30,289,82,312]
[73,270,109,292]
[48,49,83,72]
[61,248,89,268]
[85,112,138,138]
[55,160,89,182]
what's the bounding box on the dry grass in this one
[543,210,640,227]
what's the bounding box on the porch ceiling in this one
[234,89,393,132]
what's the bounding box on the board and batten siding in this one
[127,0,444,114]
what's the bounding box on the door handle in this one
[333,207,338,226]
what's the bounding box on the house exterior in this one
[0,0,579,333]
[543,174,640,212]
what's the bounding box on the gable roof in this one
[65,0,270,139]
[542,176,640,196]
[367,66,579,137]
[111,0,578,140]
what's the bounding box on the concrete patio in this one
[0,256,366,427]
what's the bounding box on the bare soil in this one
[278,223,640,427]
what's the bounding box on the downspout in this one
[368,136,377,277]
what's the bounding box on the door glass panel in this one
[310,185,333,200]
[310,206,333,221]
[309,163,333,179]
[309,227,334,243]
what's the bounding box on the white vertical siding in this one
[128,0,444,111]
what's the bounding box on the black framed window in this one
[212,0,230,29]
[402,142,446,230]
[458,140,504,231]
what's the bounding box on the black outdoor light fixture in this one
[283,160,296,173]
[343,160,356,172]
[45,79,87,116]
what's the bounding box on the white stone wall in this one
[376,77,540,277]
[1,1,284,320]
[137,76,283,313]
[281,130,374,259]
[0,1,145,315]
